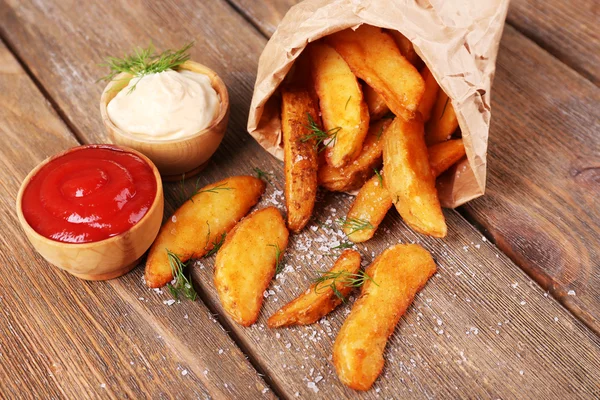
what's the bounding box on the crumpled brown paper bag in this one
[247,0,509,207]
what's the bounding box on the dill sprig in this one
[166,249,197,301]
[253,167,273,184]
[313,269,377,301]
[190,182,232,202]
[99,42,194,93]
[204,226,226,258]
[345,96,352,110]
[268,244,284,274]
[439,96,450,121]
[337,217,374,236]
[331,241,354,250]
[300,113,341,151]
[374,168,383,186]
[376,124,385,140]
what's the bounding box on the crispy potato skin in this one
[428,139,466,177]
[333,244,436,391]
[281,87,319,233]
[344,174,392,243]
[387,30,423,68]
[267,250,361,328]
[327,25,425,121]
[425,91,459,145]
[383,117,447,237]
[308,42,370,168]
[417,66,440,122]
[362,83,389,121]
[144,176,265,288]
[318,119,391,192]
[347,138,466,241]
[214,207,289,327]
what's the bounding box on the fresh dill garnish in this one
[374,168,383,186]
[99,42,194,93]
[300,113,341,151]
[203,221,225,257]
[190,182,232,202]
[439,96,450,121]
[253,167,273,184]
[376,124,385,140]
[268,244,284,274]
[176,173,188,205]
[337,217,374,236]
[166,249,197,301]
[345,96,352,110]
[381,112,395,120]
[313,269,377,301]
[331,241,354,250]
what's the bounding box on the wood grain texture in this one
[1,0,600,398]
[228,0,600,335]
[508,0,599,85]
[0,40,272,399]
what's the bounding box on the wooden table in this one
[0,0,598,398]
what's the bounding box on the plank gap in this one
[0,34,86,145]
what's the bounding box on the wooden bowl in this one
[16,145,164,281]
[100,61,230,181]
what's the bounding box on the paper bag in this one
[247,0,509,207]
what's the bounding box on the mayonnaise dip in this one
[107,69,220,141]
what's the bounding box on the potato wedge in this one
[425,91,459,145]
[383,117,446,237]
[343,173,392,243]
[318,119,391,192]
[281,85,319,232]
[267,250,361,328]
[333,244,436,391]
[429,139,466,177]
[214,207,289,326]
[362,83,389,121]
[417,66,440,122]
[346,139,465,242]
[327,25,425,121]
[308,42,370,168]
[145,176,265,288]
[387,30,422,68]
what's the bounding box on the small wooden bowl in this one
[100,61,230,181]
[16,145,164,281]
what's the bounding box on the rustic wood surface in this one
[229,0,600,335]
[0,0,599,398]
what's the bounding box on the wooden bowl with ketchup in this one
[100,60,230,181]
[16,144,164,280]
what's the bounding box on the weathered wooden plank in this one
[0,40,272,399]
[1,0,600,399]
[508,0,599,85]
[228,0,600,335]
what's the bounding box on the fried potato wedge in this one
[425,91,459,145]
[145,176,265,288]
[318,119,392,192]
[428,139,466,177]
[362,83,390,121]
[347,139,465,242]
[214,207,289,326]
[267,250,361,328]
[333,244,436,391]
[343,173,392,243]
[417,66,440,122]
[387,30,422,68]
[383,117,446,237]
[327,25,425,121]
[281,85,319,233]
[308,42,370,168]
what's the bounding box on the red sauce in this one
[22,145,157,243]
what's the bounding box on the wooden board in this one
[227,0,600,335]
[508,0,599,85]
[0,40,272,399]
[1,0,600,398]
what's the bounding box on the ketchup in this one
[22,145,157,243]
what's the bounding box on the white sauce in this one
[107,69,219,141]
